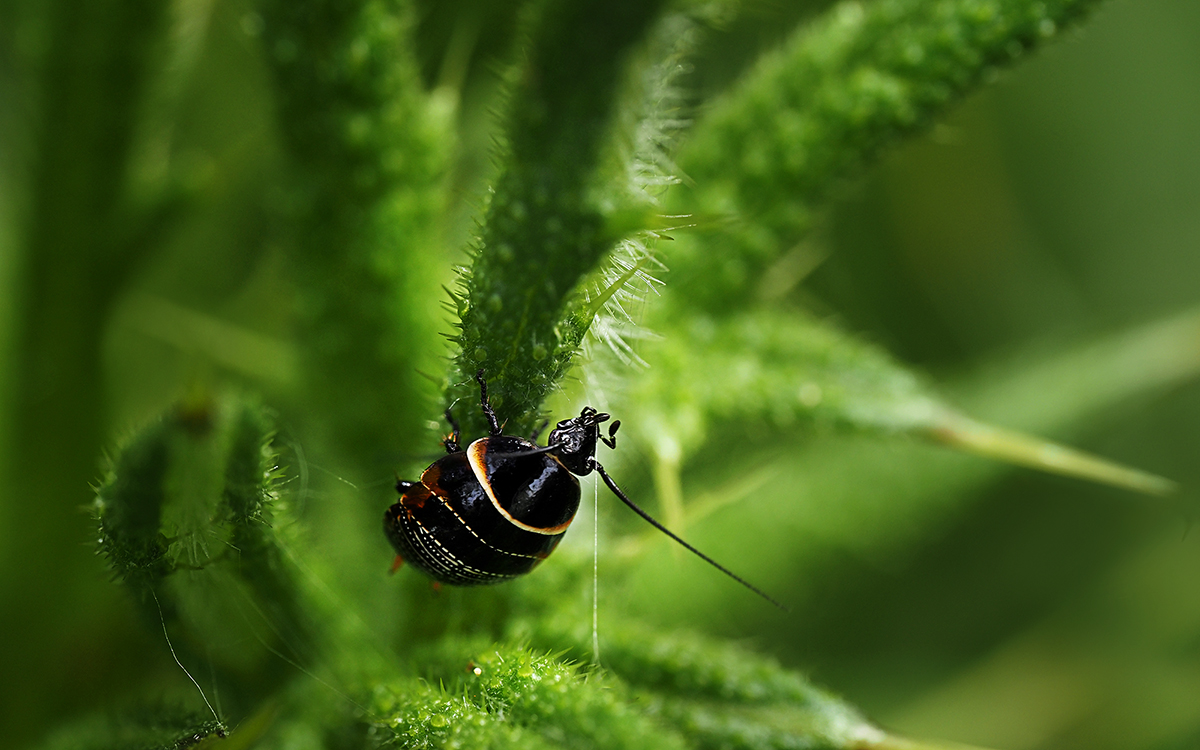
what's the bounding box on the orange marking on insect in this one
[401,485,432,509]
[421,463,452,498]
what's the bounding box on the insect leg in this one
[475,369,502,435]
[443,407,462,453]
[600,420,621,450]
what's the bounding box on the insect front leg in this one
[601,420,621,450]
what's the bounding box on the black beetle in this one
[384,371,781,606]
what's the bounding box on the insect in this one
[384,371,782,607]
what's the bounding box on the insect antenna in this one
[590,459,788,611]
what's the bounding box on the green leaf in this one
[621,305,1176,501]
[618,306,1200,623]
[668,0,1105,311]
[450,0,669,438]
[95,392,310,721]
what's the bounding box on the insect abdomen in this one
[384,443,577,585]
[385,494,547,585]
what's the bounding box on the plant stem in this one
[0,0,172,740]
[257,0,448,471]
[450,0,667,439]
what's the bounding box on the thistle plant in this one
[3,0,1197,749]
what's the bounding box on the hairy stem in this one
[450,0,667,439]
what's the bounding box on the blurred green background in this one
[2,0,1199,748]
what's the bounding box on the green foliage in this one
[671,0,1104,311]
[1,0,1197,748]
[89,395,907,749]
[377,645,690,750]
[41,712,228,750]
[256,0,449,466]
[94,394,312,708]
[449,0,668,438]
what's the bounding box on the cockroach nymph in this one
[384,371,782,608]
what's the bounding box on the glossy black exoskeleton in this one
[384,371,782,607]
